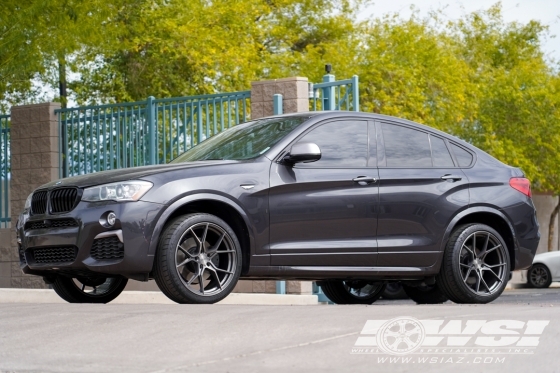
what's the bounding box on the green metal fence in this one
[56,91,250,177]
[310,74,359,112]
[0,114,10,227]
[57,75,359,177]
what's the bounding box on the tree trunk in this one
[58,55,67,108]
[548,195,560,252]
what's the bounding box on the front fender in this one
[147,192,255,257]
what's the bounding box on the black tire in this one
[528,264,552,288]
[52,276,128,303]
[153,213,242,304]
[382,282,408,300]
[320,280,386,305]
[402,283,448,304]
[437,223,510,304]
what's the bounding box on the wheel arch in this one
[440,207,517,272]
[148,193,254,275]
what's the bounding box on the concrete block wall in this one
[0,102,61,288]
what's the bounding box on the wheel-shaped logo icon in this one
[376,317,425,355]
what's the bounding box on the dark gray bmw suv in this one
[16,112,540,304]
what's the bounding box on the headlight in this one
[24,193,33,210]
[82,181,153,202]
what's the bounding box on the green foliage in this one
[1,1,560,193]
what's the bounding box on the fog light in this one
[107,212,117,227]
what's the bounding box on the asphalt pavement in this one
[1,287,559,373]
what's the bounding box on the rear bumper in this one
[17,200,166,280]
[503,198,540,270]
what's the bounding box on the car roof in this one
[263,111,475,151]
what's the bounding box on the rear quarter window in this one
[450,143,474,167]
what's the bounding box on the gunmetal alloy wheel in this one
[154,213,242,304]
[528,264,552,288]
[320,280,386,304]
[437,224,510,304]
[52,276,128,303]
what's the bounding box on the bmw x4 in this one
[17,112,540,304]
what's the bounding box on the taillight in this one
[510,177,531,197]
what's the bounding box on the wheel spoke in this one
[481,245,501,259]
[479,274,491,293]
[475,272,481,292]
[485,262,506,269]
[210,263,233,275]
[462,266,473,282]
[81,284,86,291]
[189,228,202,255]
[200,223,209,253]
[198,268,205,295]
[479,233,490,257]
[186,271,200,286]
[176,257,194,268]
[483,267,503,283]
[462,244,475,258]
[207,232,226,253]
[459,263,470,268]
[178,243,195,258]
[207,267,223,290]
[472,233,477,258]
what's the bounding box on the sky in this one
[361,0,560,61]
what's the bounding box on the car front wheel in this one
[52,276,128,303]
[528,264,552,288]
[319,280,386,304]
[437,224,510,304]
[153,213,242,304]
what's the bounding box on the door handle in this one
[352,176,377,185]
[441,174,462,182]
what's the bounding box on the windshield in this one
[171,116,310,162]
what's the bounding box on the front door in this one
[269,119,379,266]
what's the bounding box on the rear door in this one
[376,121,469,267]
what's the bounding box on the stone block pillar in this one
[0,102,61,288]
[250,77,309,119]
[233,77,312,295]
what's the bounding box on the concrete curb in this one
[0,289,319,305]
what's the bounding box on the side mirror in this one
[284,142,321,164]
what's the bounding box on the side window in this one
[430,135,454,167]
[296,120,368,167]
[381,123,432,167]
[450,143,473,167]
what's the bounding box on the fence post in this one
[146,96,157,165]
[351,75,360,112]
[273,94,283,115]
[322,73,336,111]
[197,103,203,143]
[273,93,286,294]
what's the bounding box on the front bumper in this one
[17,200,166,280]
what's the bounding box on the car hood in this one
[38,161,240,189]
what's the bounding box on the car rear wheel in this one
[52,276,128,303]
[320,280,386,304]
[437,224,510,304]
[153,213,242,304]
[528,264,552,288]
[402,283,448,304]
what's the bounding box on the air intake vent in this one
[31,246,77,264]
[50,188,79,214]
[31,190,48,215]
[91,236,124,260]
[18,245,26,264]
[25,218,79,231]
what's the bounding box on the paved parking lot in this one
[1,288,559,373]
